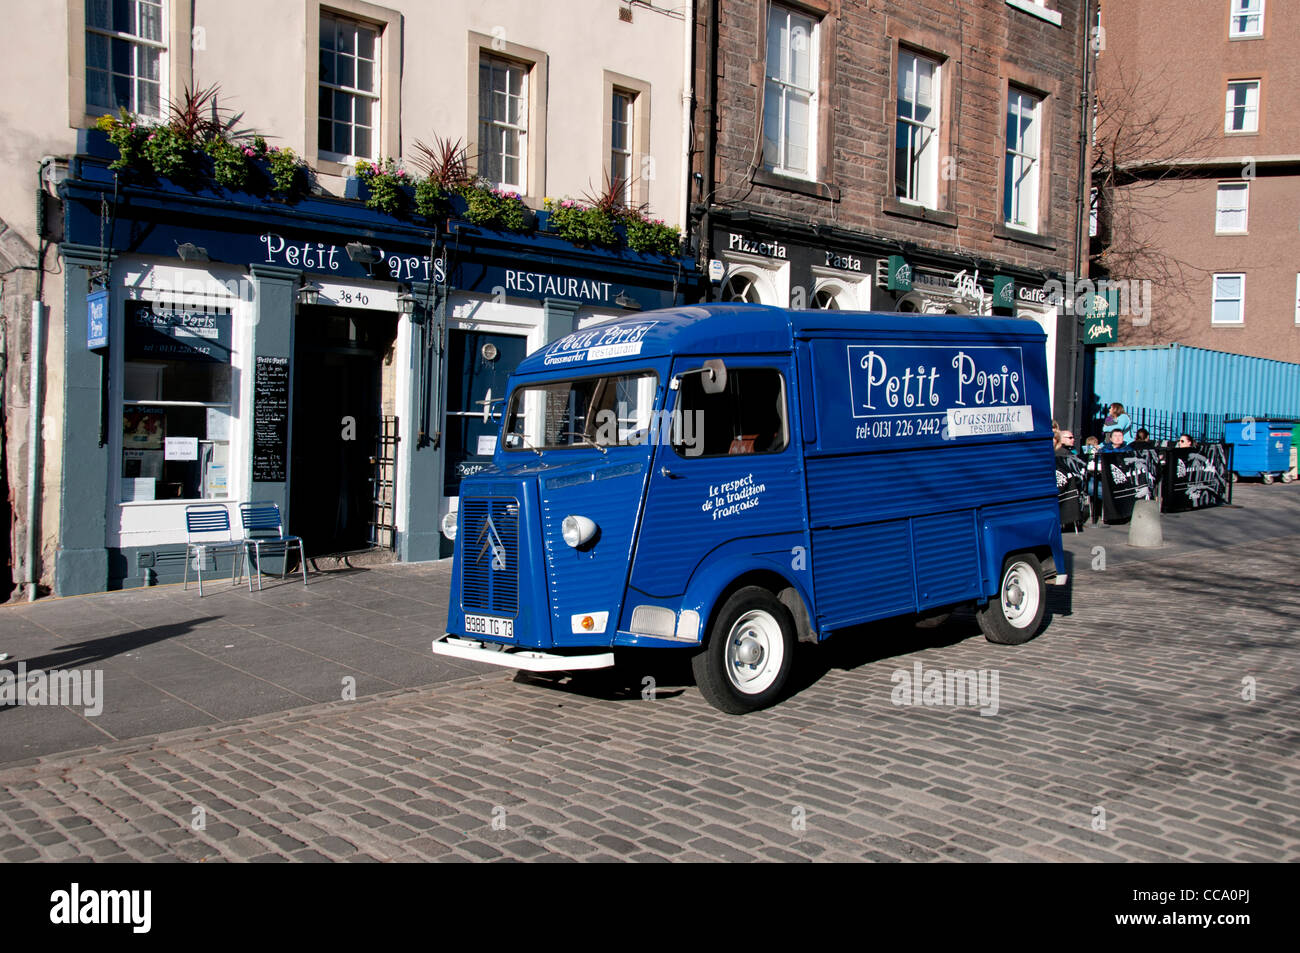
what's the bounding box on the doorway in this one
[441,328,528,556]
[290,306,398,554]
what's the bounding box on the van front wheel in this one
[693,587,796,714]
[977,555,1045,645]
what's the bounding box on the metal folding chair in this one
[183,505,245,596]
[239,501,307,591]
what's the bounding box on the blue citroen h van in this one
[432,304,1066,713]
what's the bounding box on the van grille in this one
[460,498,519,616]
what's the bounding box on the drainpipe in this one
[26,160,52,602]
[1069,0,1098,437]
[680,0,694,242]
[698,0,719,298]
[26,301,44,602]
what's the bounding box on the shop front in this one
[54,140,693,594]
[430,221,691,557]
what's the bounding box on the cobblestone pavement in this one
[0,495,1297,861]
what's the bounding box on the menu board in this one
[253,356,289,482]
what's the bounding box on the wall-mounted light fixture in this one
[345,242,383,265]
[615,291,641,311]
[176,242,209,262]
[297,278,322,306]
[397,284,426,324]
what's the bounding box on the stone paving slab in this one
[0,561,488,763]
[1,490,1297,861]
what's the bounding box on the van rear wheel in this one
[977,554,1045,645]
[693,587,795,714]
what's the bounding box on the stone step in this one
[308,547,397,572]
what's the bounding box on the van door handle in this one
[660,466,680,479]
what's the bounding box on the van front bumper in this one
[432,635,616,672]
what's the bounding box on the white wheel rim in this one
[725,609,784,695]
[1001,561,1041,629]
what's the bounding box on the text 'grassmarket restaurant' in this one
[51,129,694,595]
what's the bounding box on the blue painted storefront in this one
[54,130,696,594]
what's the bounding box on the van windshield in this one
[503,371,660,451]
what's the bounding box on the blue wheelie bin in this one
[1226,419,1296,484]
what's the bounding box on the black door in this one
[290,307,397,554]
[442,329,528,555]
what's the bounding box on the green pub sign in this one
[992,275,1015,311]
[886,255,912,291]
[1083,288,1119,345]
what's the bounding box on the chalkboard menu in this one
[253,356,290,482]
[1162,444,1231,513]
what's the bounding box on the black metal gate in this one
[369,415,398,550]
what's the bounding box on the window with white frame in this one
[121,300,233,501]
[723,272,764,303]
[86,0,166,118]
[763,3,818,180]
[479,56,529,192]
[1004,88,1042,230]
[1212,273,1245,324]
[1229,0,1264,37]
[812,286,842,310]
[1225,80,1259,132]
[610,90,634,204]
[895,50,941,207]
[319,14,380,160]
[1005,0,1064,27]
[1215,182,1249,233]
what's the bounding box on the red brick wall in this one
[693,0,1086,275]
[1098,0,1300,362]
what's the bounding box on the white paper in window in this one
[206,407,231,441]
[165,436,198,461]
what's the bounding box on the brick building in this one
[1093,0,1300,365]
[688,0,1091,420]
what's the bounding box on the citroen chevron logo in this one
[475,515,507,571]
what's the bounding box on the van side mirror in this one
[701,359,728,395]
[671,359,729,394]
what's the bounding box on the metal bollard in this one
[1128,499,1164,548]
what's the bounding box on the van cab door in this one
[628,356,806,603]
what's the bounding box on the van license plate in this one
[464,614,514,639]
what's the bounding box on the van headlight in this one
[561,515,598,548]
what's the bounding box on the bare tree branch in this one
[1090,58,1223,343]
